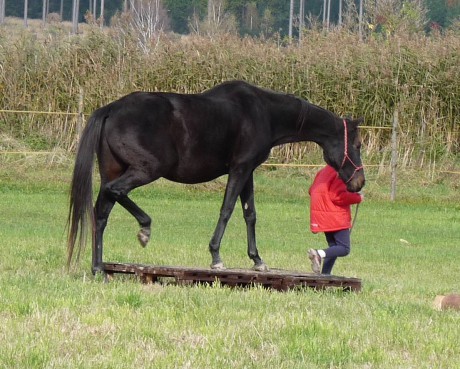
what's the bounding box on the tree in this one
[260,7,274,36]
[1,0,459,35]
[24,0,28,27]
[207,0,237,35]
[189,0,237,36]
[0,0,5,24]
[72,0,79,33]
[99,0,104,26]
[42,0,49,25]
[243,1,258,33]
[162,0,205,34]
[112,0,170,54]
[426,0,460,28]
[365,0,427,38]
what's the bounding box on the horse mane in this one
[303,100,342,135]
[296,98,310,133]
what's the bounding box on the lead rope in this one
[350,203,360,235]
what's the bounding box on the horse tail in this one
[67,107,107,268]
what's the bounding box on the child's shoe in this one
[308,249,321,274]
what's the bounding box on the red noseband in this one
[340,119,363,183]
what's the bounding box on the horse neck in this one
[268,96,304,145]
[298,102,339,144]
[270,98,337,146]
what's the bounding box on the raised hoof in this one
[253,263,269,272]
[210,262,226,270]
[137,227,151,247]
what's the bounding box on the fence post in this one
[390,108,399,201]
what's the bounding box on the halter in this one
[340,119,363,183]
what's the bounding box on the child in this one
[308,165,363,275]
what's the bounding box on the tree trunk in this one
[42,0,49,25]
[24,0,29,27]
[289,0,294,40]
[72,0,79,34]
[93,0,97,17]
[0,0,5,24]
[322,0,326,27]
[208,0,212,24]
[339,0,342,26]
[100,0,105,27]
[299,0,304,43]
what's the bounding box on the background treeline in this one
[0,22,458,170]
[4,0,460,35]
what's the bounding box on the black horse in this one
[68,80,365,274]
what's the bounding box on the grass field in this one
[0,162,459,368]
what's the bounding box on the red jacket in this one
[309,165,362,233]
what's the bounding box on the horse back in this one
[100,84,273,183]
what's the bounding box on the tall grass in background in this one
[0,23,458,170]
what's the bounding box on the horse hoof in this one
[253,263,269,272]
[211,262,225,270]
[137,227,151,247]
[91,265,104,276]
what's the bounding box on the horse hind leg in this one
[104,167,157,248]
[239,173,267,271]
[93,190,116,274]
[117,196,152,247]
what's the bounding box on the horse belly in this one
[166,158,228,184]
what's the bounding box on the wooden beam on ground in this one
[103,262,362,292]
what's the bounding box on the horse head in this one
[322,118,365,193]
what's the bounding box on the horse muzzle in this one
[346,171,365,193]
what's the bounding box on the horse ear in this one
[349,117,364,128]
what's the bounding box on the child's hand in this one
[359,192,364,201]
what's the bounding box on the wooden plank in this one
[102,262,361,292]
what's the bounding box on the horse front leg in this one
[240,173,267,271]
[209,170,249,269]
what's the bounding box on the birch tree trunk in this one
[299,0,304,42]
[0,0,5,24]
[339,0,343,26]
[24,0,29,27]
[100,0,105,27]
[72,0,79,34]
[42,0,49,25]
[289,0,294,40]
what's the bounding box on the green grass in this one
[0,164,459,368]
